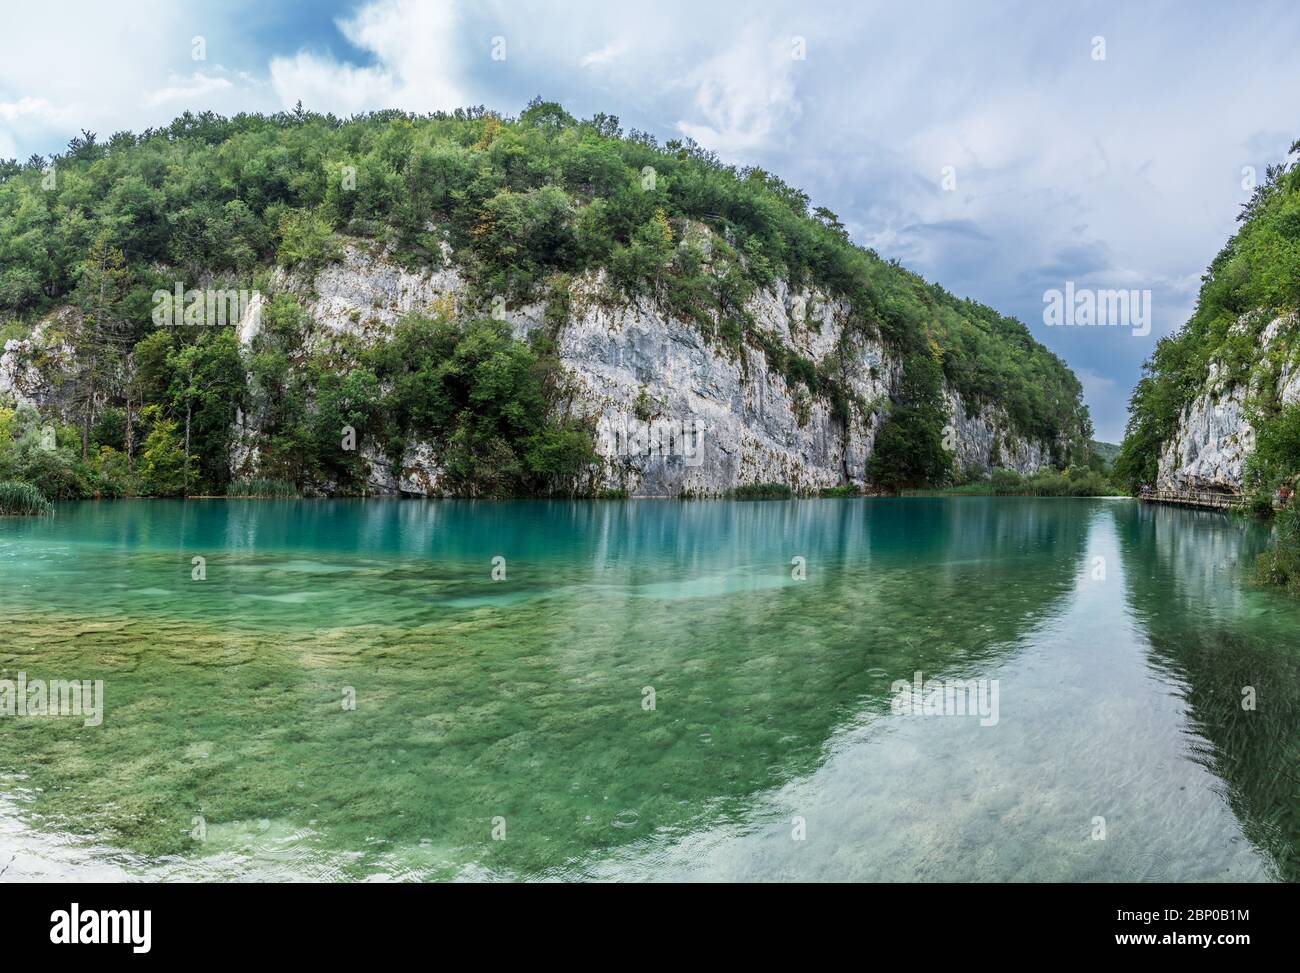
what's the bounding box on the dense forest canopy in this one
[1116,141,1300,493]
[0,99,1091,498]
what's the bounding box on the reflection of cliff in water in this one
[1114,502,1300,881]
[0,499,1091,878]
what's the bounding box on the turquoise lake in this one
[0,497,1296,881]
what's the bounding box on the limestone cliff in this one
[0,308,77,410]
[228,239,1063,496]
[1157,311,1300,493]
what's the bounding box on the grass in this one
[0,480,53,515]
[902,468,1116,498]
[226,478,300,499]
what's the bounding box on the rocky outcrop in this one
[1157,311,1300,492]
[291,240,469,342]
[363,443,450,496]
[0,308,77,409]
[946,390,1051,477]
[544,275,884,495]
[249,239,1059,496]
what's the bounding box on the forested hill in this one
[0,100,1091,498]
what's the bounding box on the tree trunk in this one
[82,383,92,461]
[125,392,134,473]
[184,400,192,497]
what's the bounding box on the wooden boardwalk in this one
[1138,489,1247,511]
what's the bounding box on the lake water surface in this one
[0,498,1296,881]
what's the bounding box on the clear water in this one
[0,498,1296,881]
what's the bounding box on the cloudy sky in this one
[3,0,1299,440]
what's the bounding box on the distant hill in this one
[1089,440,1120,470]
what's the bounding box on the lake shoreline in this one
[22,492,1137,507]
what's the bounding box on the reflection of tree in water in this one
[1114,502,1300,881]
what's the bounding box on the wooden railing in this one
[1138,489,1247,510]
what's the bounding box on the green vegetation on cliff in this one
[1,100,1090,496]
[1116,141,1300,493]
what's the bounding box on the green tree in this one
[275,207,340,271]
[169,330,245,494]
[70,233,131,459]
[137,404,187,496]
[867,349,954,491]
[310,364,381,488]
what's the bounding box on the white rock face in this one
[549,274,884,495]
[241,240,1060,496]
[234,292,265,347]
[352,443,450,496]
[0,309,77,409]
[0,339,43,408]
[1157,312,1300,492]
[1157,383,1253,492]
[946,390,1052,477]
[228,407,261,480]
[283,240,470,341]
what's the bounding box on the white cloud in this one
[269,0,465,115]
[581,42,625,69]
[1076,368,1117,399]
[146,73,235,107]
[674,27,800,154]
[0,0,276,157]
[0,97,66,124]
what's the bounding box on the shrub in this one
[990,468,1023,490]
[363,314,595,497]
[88,446,134,498]
[1021,468,1112,496]
[1257,506,1300,592]
[1244,404,1300,495]
[732,482,793,500]
[930,466,1113,496]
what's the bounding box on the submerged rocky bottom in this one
[0,498,1296,881]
